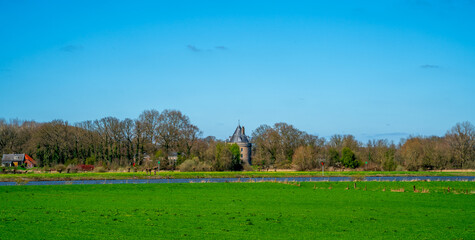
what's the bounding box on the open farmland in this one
[0,182,474,239]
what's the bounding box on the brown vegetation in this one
[0,111,474,172]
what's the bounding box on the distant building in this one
[143,154,151,163]
[2,154,37,168]
[168,152,178,165]
[228,125,252,165]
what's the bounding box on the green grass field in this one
[1,170,473,182]
[0,182,474,239]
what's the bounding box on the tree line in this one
[252,121,474,171]
[0,109,474,171]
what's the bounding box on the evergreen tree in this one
[341,147,359,168]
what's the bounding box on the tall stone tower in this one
[229,125,252,165]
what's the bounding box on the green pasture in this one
[0,182,474,239]
[0,170,473,182]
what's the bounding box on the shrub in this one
[108,161,121,171]
[383,158,397,171]
[328,148,340,166]
[395,165,405,171]
[65,158,80,166]
[179,158,212,172]
[55,164,66,173]
[66,164,78,173]
[465,161,475,169]
[77,164,94,171]
[382,149,397,171]
[85,155,96,165]
[94,166,107,173]
[276,160,293,169]
[213,143,233,171]
[242,163,254,171]
[340,147,360,169]
[293,146,318,171]
[178,160,194,172]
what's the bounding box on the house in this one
[168,152,178,165]
[143,154,151,163]
[2,154,37,168]
[228,124,252,165]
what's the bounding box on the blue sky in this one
[1,0,474,143]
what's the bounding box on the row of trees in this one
[0,110,474,171]
[252,121,474,171]
[0,110,202,169]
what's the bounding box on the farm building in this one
[2,154,37,168]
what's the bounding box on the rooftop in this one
[2,154,26,162]
[229,125,250,143]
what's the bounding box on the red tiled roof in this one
[24,154,37,165]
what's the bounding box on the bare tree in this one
[446,122,475,168]
[155,110,200,168]
[139,109,160,144]
[180,123,202,158]
[122,118,135,161]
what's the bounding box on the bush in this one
[382,158,397,171]
[65,158,80,166]
[293,146,318,171]
[382,149,397,171]
[276,160,293,169]
[178,160,194,172]
[242,163,254,171]
[340,147,360,169]
[55,164,66,173]
[108,161,121,171]
[85,155,96,165]
[179,158,212,172]
[328,148,340,166]
[395,165,405,171]
[465,161,475,169]
[94,166,107,173]
[66,164,78,173]
[77,164,94,171]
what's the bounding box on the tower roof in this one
[229,125,250,143]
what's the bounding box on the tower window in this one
[241,154,243,158]
[241,148,243,152]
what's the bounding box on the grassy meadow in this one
[0,181,474,239]
[1,170,473,182]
